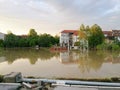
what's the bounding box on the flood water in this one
[0,48,120,79]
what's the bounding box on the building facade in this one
[103,30,120,42]
[0,32,5,40]
[112,30,120,41]
[60,30,120,50]
[60,30,79,49]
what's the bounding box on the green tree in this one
[28,29,37,36]
[0,39,4,47]
[3,29,59,48]
[27,29,38,47]
[88,24,105,49]
[79,24,87,39]
[54,35,59,45]
[4,32,19,47]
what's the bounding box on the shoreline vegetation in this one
[0,29,59,48]
[0,24,120,50]
[0,25,120,83]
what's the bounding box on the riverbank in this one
[0,74,120,83]
[15,76,120,83]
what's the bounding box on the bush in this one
[96,42,120,51]
[96,43,108,50]
[111,44,120,51]
[74,42,80,46]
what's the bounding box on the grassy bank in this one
[0,75,120,83]
[56,77,120,83]
[25,76,120,83]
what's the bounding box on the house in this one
[102,31,113,43]
[103,30,120,42]
[112,30,120,41]
[60,30,79,49]
[0,32,5,40]
[60,30,120,50]
[60,30,89,50]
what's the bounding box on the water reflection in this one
[0,48,59,64]
[0,48,120,77]
[60,50,120,73]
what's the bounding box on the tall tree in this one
[88,24,105,49]
[79,24,90,50]
[79,24,87,39]
[28,29,37,37]
[80,24,86,31]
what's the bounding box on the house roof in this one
[61,30,120,37]
[112,30,120,36]
[102,31,113,36]
[61,30,79,35]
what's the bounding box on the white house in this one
[60,30,79,49]
[60,30,89,51]
[0,32,5,40]
[60,30,120,50]
[112,30,120,41]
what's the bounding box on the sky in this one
[0,0,120,35]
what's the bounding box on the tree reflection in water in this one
[60,50,120,73]
[0,48,120,73]
[0,48,59,64]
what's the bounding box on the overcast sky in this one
[0,0,120,35]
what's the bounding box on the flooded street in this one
[0,48,120,78]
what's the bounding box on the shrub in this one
[96,43,108,50]
[74,42,80,46]
[111,44,120,51]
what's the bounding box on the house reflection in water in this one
[60,51,80,64]
[59,51,120,73]
[60,51,120,64]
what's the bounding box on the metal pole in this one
[22,78,120,87]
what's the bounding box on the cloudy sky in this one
[0,0,120,35]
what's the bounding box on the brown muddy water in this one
[0,48,120,79]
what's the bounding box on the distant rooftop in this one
[61,30,120,37]
[61,30,79,35]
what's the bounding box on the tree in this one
[0,39,4,47]
[28,29,37,37]
[79,24,87,39]
[54,35,59,45]
[4,32,20,47]
[79,24,90,50]
[79,24,90,39]
[88,24,105,49]
[27,29,38,47]
[3,29,59,48]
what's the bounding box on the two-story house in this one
[60,30,79,49]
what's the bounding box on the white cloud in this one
[105,5,120,15]
[27,0,57,14]
[0,0,120,35]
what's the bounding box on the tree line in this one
[0,29,59,48]
[79,24,120,50]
